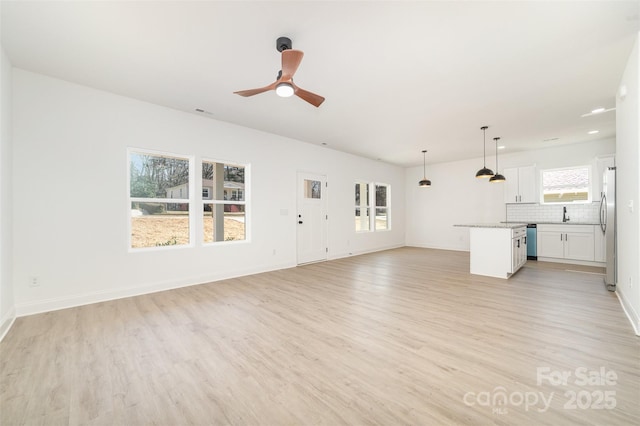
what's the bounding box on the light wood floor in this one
[1,247,638,425]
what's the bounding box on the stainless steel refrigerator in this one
[600,167,616,290]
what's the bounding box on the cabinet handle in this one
[517,239,520,248]
[524,236,527,244]
[515,195,518,202]
[560,234,563,241]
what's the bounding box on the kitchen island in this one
[455,223,528,279]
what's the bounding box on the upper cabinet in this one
[504,166,536,203]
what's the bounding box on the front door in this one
[297,172,327,264]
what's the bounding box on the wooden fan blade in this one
[293,84,325,107]
[281,49,304,79]
[234,81,277,97]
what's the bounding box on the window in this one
[541,166,591,204]
[355,182,370,232]
[202,188,210,199]
[202,160,246,243]
[304,179,322,199]
[129,150,192,249]
[375,184,389,230]
[355,182,390,232]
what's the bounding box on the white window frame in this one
[355,181,371,232]
[201,158,250,245]
[127,148,195,251]
[354,181,391,232]
[374,182,391,231]
[539,165,592,205]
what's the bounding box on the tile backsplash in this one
[506,202,601,224]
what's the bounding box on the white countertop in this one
[502,221,600,225]
[454,223,528,229]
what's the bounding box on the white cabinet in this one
[504,166,536,203]
[537,224,595,261]
[512,227,527,273]
[469,226,527,279]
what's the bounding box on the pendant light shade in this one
[489,137,506,183]
[419,150,431,187]
[475,126,494,178]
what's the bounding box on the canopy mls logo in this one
[463,387,553,415]
[463,366,618,415]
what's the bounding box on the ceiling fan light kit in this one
[419,150,431,187]
[475,126,494,178]
[234,36,325,107]
[276,82,294,97]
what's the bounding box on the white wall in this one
[406,139,615,251]
[0,46,16,338]
[615,34,640,334]
[12,70,405,316]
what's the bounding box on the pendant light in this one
[489,137,506,183]
[475,126,494,178]
[418,150,431,187]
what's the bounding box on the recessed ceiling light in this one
[581,107,615,117]
[588,130,600,135]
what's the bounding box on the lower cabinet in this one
[512,227,527,272]
[537,225,595,262]
[469,226,527,279]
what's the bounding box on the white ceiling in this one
[1,1,638,167]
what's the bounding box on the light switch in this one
[629,200,634,213]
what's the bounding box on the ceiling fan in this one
[234,37,325,108]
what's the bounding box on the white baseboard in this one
[405,243,467,253]
[536,257,605,268]
[0,306,16,343]
[616,289,640,336]
[15,261,296,318]
[328,243,405,261]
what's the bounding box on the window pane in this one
[203,161,245,201]
[305,180,321,199]
[203,204,246,243]
[130,152,189,199]
[355,207,370,232]
[131,202,189,248]
[542,167,590,203]
[375,207,388,230]
[355,182,370,207]
[376,185,387,207]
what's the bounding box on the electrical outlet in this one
[29,276,40,287]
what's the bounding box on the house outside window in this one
[202,160,247,243]
[129,149,193,249]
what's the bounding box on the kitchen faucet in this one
[563,206,570,223]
